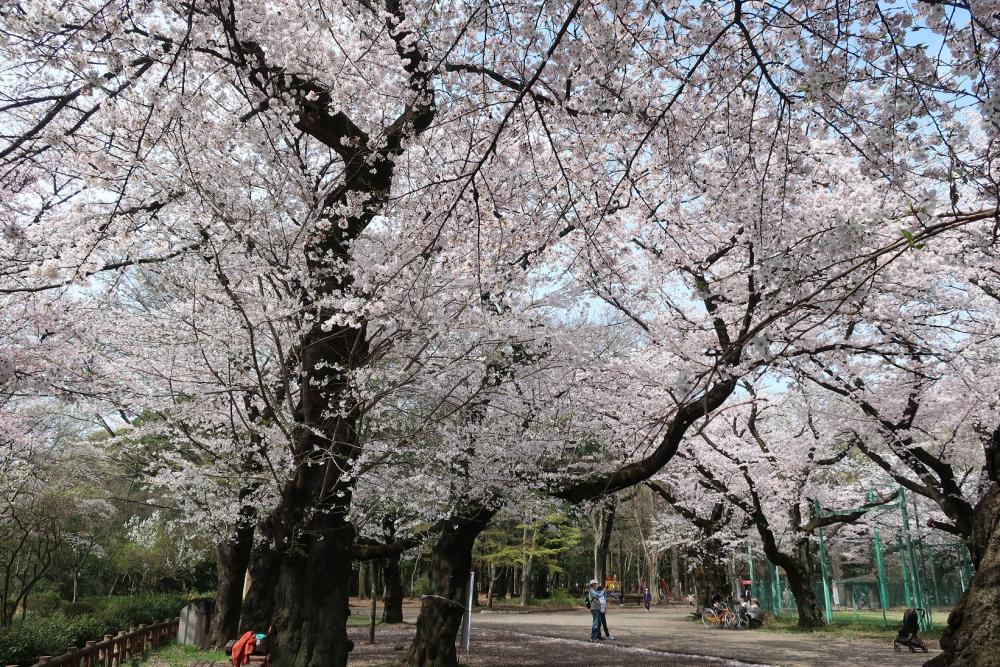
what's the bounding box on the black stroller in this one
[893,608,928,653]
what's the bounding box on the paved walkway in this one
[471,605,940,667]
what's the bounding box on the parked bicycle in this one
[701,602,750,630]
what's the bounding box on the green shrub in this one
[59,601,96,617]
[26,591,64,616]
[411,575,432,597]
[0,593,189,666]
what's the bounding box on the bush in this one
[0,593,189,666]
[26,591,63,616]
[411,575,433,597]
[58,601,96,617]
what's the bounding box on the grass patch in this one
[142,642,228,666]
[347,614,385,626]
[760,610,946,641]
[689,608,946,641]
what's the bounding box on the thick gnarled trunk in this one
[404,505,496,667]
[240,526,281,634]
[209,522,255,647]
[784,562,824,629]
[265,309,368,667]
[927,482,1000,667]
[268,497,356,667]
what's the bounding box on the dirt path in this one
[347,624,766,666]
[171,601,936,666]
[470,605,940,667]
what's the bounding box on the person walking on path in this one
[585,579,604,641]
[598,585,615,640]
[642,587,652,612]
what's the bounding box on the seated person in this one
[747,598,764,626]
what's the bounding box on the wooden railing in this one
[3,617,180,667]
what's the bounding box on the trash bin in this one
[177,597,214,649]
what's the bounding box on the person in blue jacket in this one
[585,579,604,640]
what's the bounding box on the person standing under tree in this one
[642,587,652,612]
[598,585,615,640]
[585,580,604,641]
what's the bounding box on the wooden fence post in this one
[114,630,126,667]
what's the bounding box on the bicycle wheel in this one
[735,613,749,630]
[701,609,720,628]
[723,610,735,628]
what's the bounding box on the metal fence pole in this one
[814,499,833,624]
[869,488,890,626]
[910,491,934,625]
[462,570,475,652]
[771,561,781,617]
[899,488,927,629]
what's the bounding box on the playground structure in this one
[747,488,972,629]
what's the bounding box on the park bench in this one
[224,638,267,664]
[617,593,644,606]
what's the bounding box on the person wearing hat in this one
[584,579,605,641]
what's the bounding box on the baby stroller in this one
[893,608,928,653]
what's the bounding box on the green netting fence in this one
[746,488,973,630]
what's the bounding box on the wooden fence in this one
[3,617,179,667]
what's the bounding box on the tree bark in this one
[591,500,616,583]
[784,559,824,629]
[671,546,681,600]
[926,475,1000,665]
[646,549,661,604]
[486,564,496,609]
[268,498,356,667]
[382,553,405,623]
[359,559,369,600]
[520,526,535,607]
[240,526,280,634]
[209,522,255,647]
[691,539,729,610]
[403,505,496,667]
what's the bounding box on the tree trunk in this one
[209,522,255,647]
[532,568,548,599]
[593,501,616,583]
[266,361,366,667]
[486,564,496,609]
[691,539,729,610]
[359,559,369,600]
[784,561,824,629]
[409,554,422,597]
[927,480,1000,667]
[240,527,281,633]
[403,505,496,667]
[267,501,356,667]
[520,526,535,607]
[671,546,681,600]
[646,550,661,604]
[382,552,405,623]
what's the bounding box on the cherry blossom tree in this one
[3,1,999,666]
